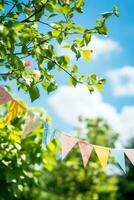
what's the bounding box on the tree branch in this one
[0,53,82,85]
[21,0,49,23]
[4,0,18,18]
[43,56,83,84]
[3,49,83,85]
[26,20,82,35]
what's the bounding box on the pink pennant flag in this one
[61,134,78,159]
[124,149,134,165]
[0,86,12,105]
[79,141,93,168]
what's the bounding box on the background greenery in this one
[0,105,134,200]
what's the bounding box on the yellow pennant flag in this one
[6,99,26,124]
[94,145,109,169]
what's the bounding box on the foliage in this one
[0,105,120,200]
[0,104,47,199]
[0,0,119,101]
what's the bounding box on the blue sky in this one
[11,0,134,145]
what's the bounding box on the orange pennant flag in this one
[79,141,93,168]
[94,145,109,169]
[6,99,26,124]
[61,134,78,159]
[0,86,12,105]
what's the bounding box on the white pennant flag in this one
[22,111,41,138]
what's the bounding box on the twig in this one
[43,56,83,84]
[4,0,17,18]
[21,0,49,23]
[3,51,82,85]
[27,20,82,35]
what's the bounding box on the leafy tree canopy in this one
[0,0,120,101]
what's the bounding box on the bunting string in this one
[0,86,134,172]
[42,125,134,172]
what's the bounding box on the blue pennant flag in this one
[110,149,126,173]
[42,123,58,147]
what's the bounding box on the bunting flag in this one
[0,87,134,173]
[110,149,126,172]
[6,99,26,124]
[0,86,12,105]
[124,149,134,165]
[61,134,78,159]
[42,123,57,147]
[94,145,109,169]
[79,141,93,168]
[22,111,42,138]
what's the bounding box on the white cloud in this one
[48,85,134,145]
[108,66,134,96]
[83,36,121,60]
[57,36,121,61]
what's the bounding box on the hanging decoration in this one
[94,145,109,169]
[61,134,78,159]
[42,123,58,147]
[110,149,126,172]
[6,99,26,124]
[22,111,42,138]
[79,141,93,168]
[0,86,134,172]
[124,149,134,165]
[0,86,12,105]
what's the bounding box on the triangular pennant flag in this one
[61,134,78,159]
[94,145,109,169]
[111,149,126,172]
[0,86,12,105]
[22,111,42,138]
[6,99,26,124]
[124,149,134,165]
[42,123,57,147]
[79,141,93,168]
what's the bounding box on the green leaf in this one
[96,83,104,91]
[81,50,92,62]
[47,82,58,93]
[113,5,120,17]
[13,23,25,31]
[0,4,4,11]
[84,33,91,45]
[91,74,97,84]
[52,5,63,13]
[87,84,94,93]
[101,11,113,19]
[76,0,84,8]
[69,76,77,86]
[51,29,60,37]
[62,55,70,64]
[21,45,28,54]
[61,44,71,48]
[29,86,40,102]
[8,12,18,19]
[47,61,55,71]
